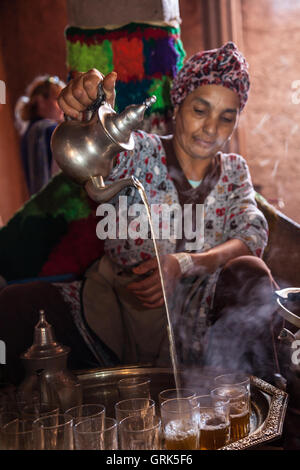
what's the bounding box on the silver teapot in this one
[18,310,82,411]
[51,85,156,202]
[276,288,300,376]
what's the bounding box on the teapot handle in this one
[86,82,107,114]
[63,82,106,121]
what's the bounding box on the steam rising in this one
[165,261,282,385]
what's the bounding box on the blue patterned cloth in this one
[21,118,57,195]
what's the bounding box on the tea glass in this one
[118,415,161,450]
[211,386,250,442]
[74,416,118,450]
[65,403,105,425]
[158,388,197,408]
[117,377,151,400]
[0,411,19,428]
[214,373,250,399]
[33,413,74,450]
[160,397,199,450]
[115,398,155,425]
[195,395,230,449]
[1,419,34,450]
[22,402,60,420]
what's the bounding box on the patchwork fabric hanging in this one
[65,22,186,134]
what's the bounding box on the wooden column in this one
[201,0,247,156]
[0,44,28,224]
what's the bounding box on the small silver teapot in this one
[18,310,82,411]
[276,288,300,376]
[51,85,156,202]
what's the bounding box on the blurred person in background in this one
[15,75,65,196]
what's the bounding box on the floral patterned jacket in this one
[96,130,269,360]
[103,130,268,265]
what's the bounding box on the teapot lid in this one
[99,96,157,150]
[21,310,70,360]
[275,288,300,328]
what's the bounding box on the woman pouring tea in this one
[57,41,280,377]
[0,43,284,384]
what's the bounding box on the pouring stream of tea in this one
[134,179,181,392]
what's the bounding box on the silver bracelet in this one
[173,252,194,275]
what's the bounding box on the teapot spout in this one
[85,175,139,203]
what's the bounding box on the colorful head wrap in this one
[170,42,250,112]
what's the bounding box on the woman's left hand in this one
[127,254,182,308]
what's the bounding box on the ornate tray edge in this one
[76,367,289,451]
[221,376,289,450]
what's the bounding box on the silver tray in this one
[76,365,288,450]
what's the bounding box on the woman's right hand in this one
[57,69,117,120]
